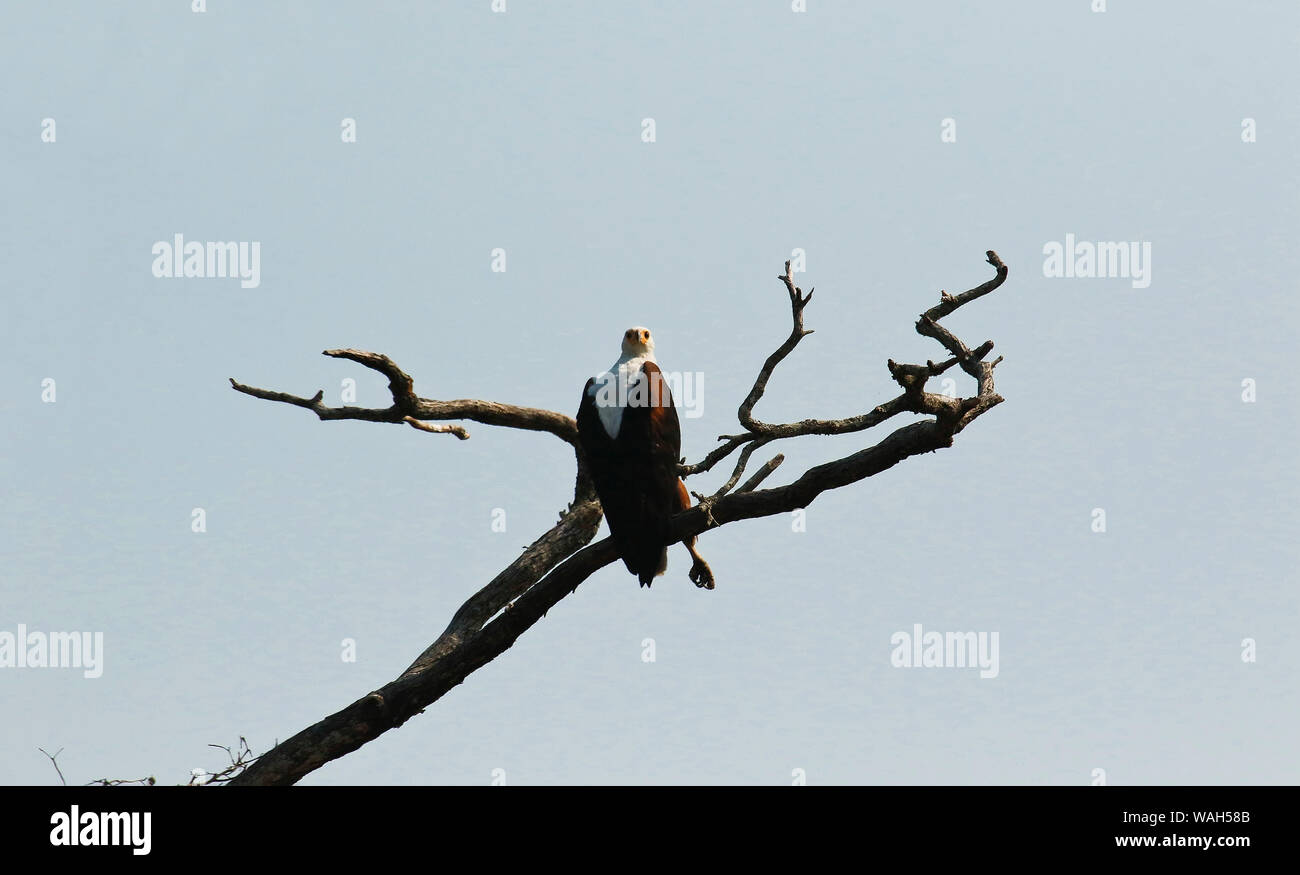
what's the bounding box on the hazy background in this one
[2,1,1295,785]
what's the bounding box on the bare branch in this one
[402,416,470,440]
[188,737,257,786]
[87,775,157,786]
[38,747,66,786]
[709,437,773,499]
[922,250,1008,321]
[323,348,416,404]
[737,453,785,493]
[681,249,1007,481]
[735,260,815,434]
[232,350,579,448]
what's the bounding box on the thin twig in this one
[38,747,66,787]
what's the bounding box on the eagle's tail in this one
[637,547,669,587]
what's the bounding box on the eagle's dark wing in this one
[576,364,682,585]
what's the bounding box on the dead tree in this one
[226,252,1009,785]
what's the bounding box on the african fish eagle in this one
[576,327,714,589]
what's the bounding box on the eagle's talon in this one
[689,561,715,590]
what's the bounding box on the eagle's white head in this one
[620,326,655,358]
[587,326,659,438]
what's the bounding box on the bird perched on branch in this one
[576,327,714,589]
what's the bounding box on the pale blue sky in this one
[2,1,1296,784]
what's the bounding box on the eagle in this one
[576,327,714,589]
